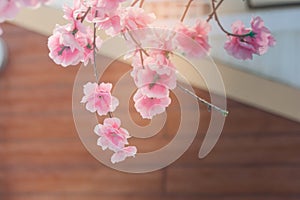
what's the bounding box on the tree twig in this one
[180,0,194,22]
[211,0,253,38]
[177,83,229,116]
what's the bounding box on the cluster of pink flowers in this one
[94,118,137,164]
[131,50,176,119]
[48,0,155,67]
[0,0,51,35]
[45,0,276,164]
[81,82,137,163]
[224,17,276,60]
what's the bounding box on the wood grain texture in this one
[0,23,300,200]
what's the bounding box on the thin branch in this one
[177,84,229,116]
[131,0,140,7]
[93,22,99,82]
[211,0,252,38]
[139,0,145,8]
[81,7,91,23]
[139,50,145,69]
[126,29,149,56]
[180,0,194,22]
[206,0,224,22]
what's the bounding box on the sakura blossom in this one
[224,17,275,60]
[81,82,119,116]
[133,88,171,119]
[111,146,137,164]
[121,7,155,31]
[0,1,19,22]
[175,20,211,58]
[131,65,177,90]
[48,24,84,67]
[143,51,176,76]
[94,117,137,163]
[250,16,276,55]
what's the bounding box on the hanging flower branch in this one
[47,0,275,163]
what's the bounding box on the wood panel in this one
[0,23,300,200]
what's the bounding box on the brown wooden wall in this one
[0,23,300,200]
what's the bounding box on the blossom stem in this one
[180,0,194,22]
[126,28,149,56]
[139,0,145,8]
[131,0,140,7]
[81,7,91,23]
[108,112,113,118]
[139,50,145,69]
[177,83,229,116]
[211,0,252,38]
[206,0,224,22]
[93,22,99,81]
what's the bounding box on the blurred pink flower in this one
[48,24,84,67]
[250,16,276,55]
[143,51,176,76]
[98,0,126,11]
[111,146,137,164]
[122,7,155,31]
[81,82,119,116]
[0,1,19,22]
[133,89,171,119]
[94,12,122,36]
[175,20,211,58]
[224,17,275,60]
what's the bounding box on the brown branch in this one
[180,0,194,22]
[211,0,253,38]
[131,0,140,7]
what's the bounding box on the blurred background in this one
[0,0,300,199]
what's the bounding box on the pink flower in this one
[143,51,175,76]
[63,1,87,34]
[250,16,276,55]
[133,89,171,119]
[94,12,122,36]
[224,17,275,60]
[131,66,177,90]
[94,118,130,151]
[121,7,155,31]
[0,1,19,22]
[139,84,169,99]
[48,24,84,67]
[144,28,175,53]
[81,82,119,116]
[111,146,137,164]
[175,20,211,58]
[97,0,126,11]
[94,117,137,163]
[77,27,102,65]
